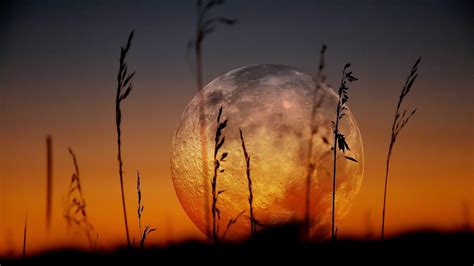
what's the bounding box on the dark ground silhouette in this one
[4,224,473,264]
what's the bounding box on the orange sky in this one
[1,77,472,257]
[1,0,473,258]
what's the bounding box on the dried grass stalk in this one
[64,148,98,249]
[211,106,228,242]
[115,30,135,247]
[46,136,52,232]
[381,57,421,240]
[137,171,156,249]
[304,44,326,239]
[188,0,236,237]
[331,63,358,240]
[239,129,256,237]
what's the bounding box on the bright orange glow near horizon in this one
[1,78,472,257]
[1,0,472,258]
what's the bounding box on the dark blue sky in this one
[2,0,472,142]
[1,0,472,145]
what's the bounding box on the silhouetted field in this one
[4,227,473,264]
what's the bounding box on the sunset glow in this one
[1,0,472,259]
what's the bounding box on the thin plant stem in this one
[189,0,236,239]
[239,129,255,237]
[22,213,27,259]
[381,57,421,240]
[331,63,358,240]
[211,106,228,243]
[115,30,135,247]
[65,148,98,249]
[304,44,326,239]
[137,171,156,248]
[46,136,52,232]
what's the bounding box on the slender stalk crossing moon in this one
[171,65,364,240]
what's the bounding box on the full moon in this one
[171,64,363,240]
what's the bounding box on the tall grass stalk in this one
[239,129,256,237]
[303,44,326,239]
[188,0,235,237]
[46,135,52,231]
[381,57,421,240]
[22,213,27,259]
[65,148,97,249]
[137,171,156,249]
[115,30,135,247]
[211,106,228,242]
[331,63,358,240]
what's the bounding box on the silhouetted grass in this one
[331,63,358,240]
[65,148,98,249]
[22,213,27,259]
[136,171,156,249]
[304,44,326,239]
[46,135,52,232]
[211,106,228,242]
[381,57,421,240]
[189,0,236,92]
[188,0,236,237]
[239,128,256,237]
[222,210,245,240]
[115,30,135,247]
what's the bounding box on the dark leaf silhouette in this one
[336,133,350,153]
[345,72,358,82]
[218,120,228,131]
[217,106,223,122]
[220,152,228,161]
[216,137,225,151]
[344,156,358,163]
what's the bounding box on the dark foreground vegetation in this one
[4,226,473,264]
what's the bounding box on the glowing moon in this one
[171,64,363,239]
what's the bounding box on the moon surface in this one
[171,64,363,240]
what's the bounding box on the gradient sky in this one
[1,0,473,256]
